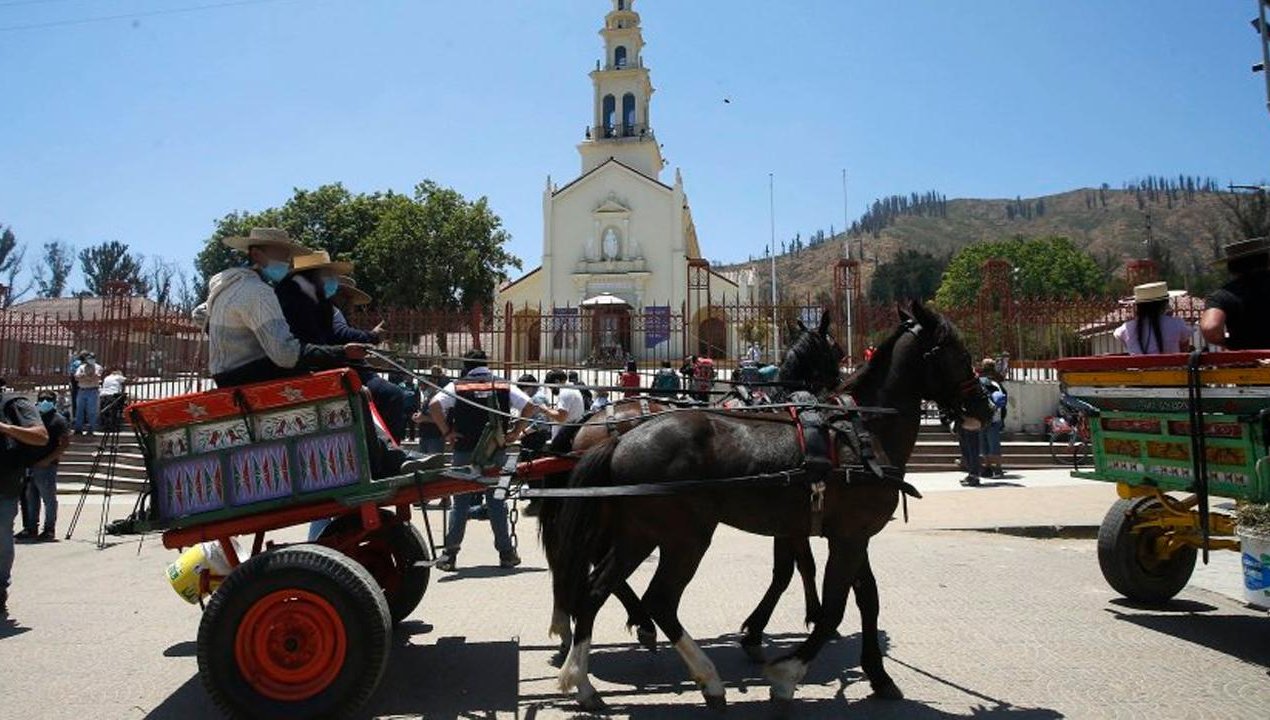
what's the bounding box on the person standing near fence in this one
[978,359,1008,479]
[414,365,448,454]
[1201,237,1270,350]
[72,353,102,436]
[651,360,680,398]
[1,387,49,619]
[619,360,641,398]
[99,367,127,433]
[16,390,68,542]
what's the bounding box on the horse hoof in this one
[637,627,658,652]
[549,650,567,668]
[871,680,904,701]
[578,692,608,713]
[704,693,727,712]
[740,641,765,664]
[768,694,795,719]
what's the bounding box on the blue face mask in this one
[322,278,340,299]
[36,400,55,414]
[261,260,290,284]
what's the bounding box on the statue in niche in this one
[602,227,620,260]
[626,232,641,259]
[584,233,599,262]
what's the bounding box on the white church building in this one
[497,0,755,366]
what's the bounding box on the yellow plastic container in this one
[165,540,235,604]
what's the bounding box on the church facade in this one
[497,0,754,366]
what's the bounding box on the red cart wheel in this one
[198,544,390,720]
[234,589,347,701]
[319,511,431,624]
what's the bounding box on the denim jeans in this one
[980,420,1003,456]
[958,427,982,478]
[419,434,445,454]
[1,495,18,591]
[442,450,512,557]
[75,387,99,432]
[26,466,58,530]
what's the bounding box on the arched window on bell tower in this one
[621,93,636,136]
[602,94,616,137]
[614,45,627,69]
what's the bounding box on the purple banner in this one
[645,306,671,349]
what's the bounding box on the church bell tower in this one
[578,0,665,179]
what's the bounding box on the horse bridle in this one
[902,320,985,423]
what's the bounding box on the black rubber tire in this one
[319,511,431,624]
[196,544,391,720]
[1097,497,1197,605]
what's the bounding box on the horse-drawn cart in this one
[1057,351,1270,606]
[128,369,500,719]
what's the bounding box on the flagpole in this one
[769,173,779,362]
[842,168,854,364]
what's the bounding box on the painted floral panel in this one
[295,431,363,493]
[228,443,294,506]
[159,456,226,519]
[255,406,320,440]
[191,419,252,454]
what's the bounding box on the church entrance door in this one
[698,316,727,359]
[514,310,541,362]
[590,306,632,366]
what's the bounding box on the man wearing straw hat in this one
[1201,237,1270,350]
[204,228,368,387]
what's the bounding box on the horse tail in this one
[552,436,620,617]
[537,470,571,572]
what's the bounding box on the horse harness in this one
[516,393,920,536]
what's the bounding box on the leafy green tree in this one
[34,241,74,298]
[868,249,946,302]
[355,182,520,310]
[934,236,1106,307]
[79,240,149,296]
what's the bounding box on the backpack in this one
[652,369,679,393]
[1,393,45,466]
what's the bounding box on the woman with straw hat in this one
[1113,281,1192,355]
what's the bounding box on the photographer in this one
[2,387,51,619]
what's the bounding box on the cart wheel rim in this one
[235,589,347,702]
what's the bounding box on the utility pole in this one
[1255,0,1270,116]
[842,168,854,363]
[769,173,779,361]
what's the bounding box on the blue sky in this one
[2,0,1269,294]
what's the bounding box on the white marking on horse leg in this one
[557,639,598,704]
[765,657,808,701]
[549,607,570,640]
[674,633,726,702]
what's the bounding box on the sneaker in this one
[37,528,57,542]
[436,553,458,572]
[499,551,522,569]
[13,529,37,541]
[960,475,981,487]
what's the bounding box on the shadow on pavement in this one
[1108,597,1218,614]
[145,635,520,720]
[436,565,547,582]
[0,619,31,639]
[162,640,197,657]
[364,635,519,718]
[1108,608,1270,668]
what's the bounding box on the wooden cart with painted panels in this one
[1056,351,1270,604]
[128,368,500,720]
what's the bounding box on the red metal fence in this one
[0,285,1203,396]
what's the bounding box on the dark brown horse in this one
[550,301,990,710]
[536,314,843,662]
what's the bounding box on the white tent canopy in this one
[579,293,630,307]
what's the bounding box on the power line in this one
[0,0,115,9]
[0,0,296,32]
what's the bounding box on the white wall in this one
[1002,380,1061,436]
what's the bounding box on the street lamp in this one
[1251,1,1270,116]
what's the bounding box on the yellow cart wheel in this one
[1097,496,1197,604]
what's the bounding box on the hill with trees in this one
[715,177,1255,306]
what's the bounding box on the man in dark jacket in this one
[2,390,50,618]
[15,390,69,542]
[1201,237,1270,350]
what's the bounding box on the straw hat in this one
[335,275,371,306]
[289,250,354,276]
[221,227,310,254]
[1132,281,1169,304]
[1214,236,1270,264]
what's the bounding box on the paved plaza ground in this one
[1,471,1267,719]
